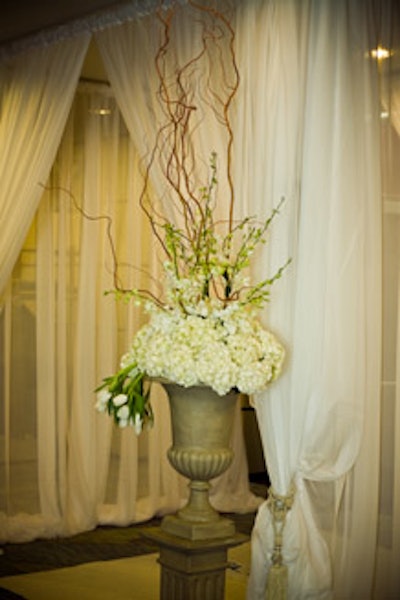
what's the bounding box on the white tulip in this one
[95,389,111,412]
[134,414,143,435]
[117,405,130,420]
[113,394,128,407]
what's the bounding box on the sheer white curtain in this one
[232,1,385,598]
[95,7,261,513]
[38,84,186,535]
[0,34,92,542]
[0,35,90,296]
[0,83,187,542]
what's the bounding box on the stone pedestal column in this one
[143,527,248,600]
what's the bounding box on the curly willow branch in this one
[39,185,165,308]
[187,0,240,231]
[139,0,240,257]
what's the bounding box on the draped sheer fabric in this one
[232,1,383,597]
[0,86,184,540]
[234,2,396,598]
[0,35,90,296]
[0,33,91,540]
[0,1,399,598]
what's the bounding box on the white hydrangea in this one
[123,303,285,396]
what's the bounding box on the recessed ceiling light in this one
[370,46,392,60]
[89,108,112,116]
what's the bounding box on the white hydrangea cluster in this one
[120,303,285,396]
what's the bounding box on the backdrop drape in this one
[233,1,392,598]
[0,34,90,297]
[0,84,185,541]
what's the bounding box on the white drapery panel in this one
[232,1,384,598]
[0,35,90,297]
[95,9,260,513]
[0,85,186,542]
[40,86,188,534]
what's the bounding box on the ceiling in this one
[0,1,130,47]
[1,1,399,84]
[0,0,135,82]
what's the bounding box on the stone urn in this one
[160,381,238,541]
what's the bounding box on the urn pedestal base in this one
[161,476,236,540]
[161,512,235,541]
[143,527,248,600]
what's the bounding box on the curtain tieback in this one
[266,483,296,600]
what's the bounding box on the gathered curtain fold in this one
[0,34,91,298]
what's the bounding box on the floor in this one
[0,541,253,599]
[0,477,268,599]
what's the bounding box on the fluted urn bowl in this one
[160,381,238,541]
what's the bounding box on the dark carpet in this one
[0,511,258,581]
[0,517,163,579]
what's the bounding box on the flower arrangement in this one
[95,2,289,433]
[95,156,288,432]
